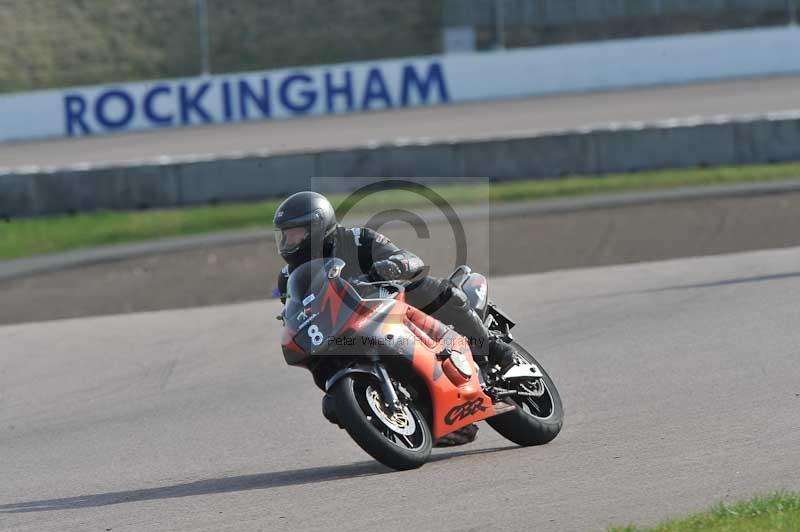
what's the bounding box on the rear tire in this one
[486,342,563,446]
[333,374,432,471]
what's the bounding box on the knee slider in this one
[444,284,471,312]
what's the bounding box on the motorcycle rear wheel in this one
[333,373,432,470]
[486,341,564,446]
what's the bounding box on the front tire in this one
[486,342,563,446]
[333,374,432,470]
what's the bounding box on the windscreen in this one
[284,258,353,355]
[285,258,334,308]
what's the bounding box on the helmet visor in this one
[275,226,309,256]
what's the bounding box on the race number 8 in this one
[308,325,324,346]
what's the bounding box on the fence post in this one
[494,0,506,49]
[196,0,211,75]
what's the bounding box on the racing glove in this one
[369,259,403,281]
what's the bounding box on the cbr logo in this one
[444,398,488,425]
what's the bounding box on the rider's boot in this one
[457,308,516,373]
[489,336,517,374]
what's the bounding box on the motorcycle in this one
[280,258,563,470]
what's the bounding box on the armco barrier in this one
[3,112,800,218]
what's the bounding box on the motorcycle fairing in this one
[315,293,503,439]
[281,258,509,439]
[282,259,372,364]
[376,302,500,439]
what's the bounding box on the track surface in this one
[2,247,799,531]
[3,75,800,169]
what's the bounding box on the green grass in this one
[2,161,800,261]
[0,1,788,93]
[0,0,439,93]
[610,492,800,532]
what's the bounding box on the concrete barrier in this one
[3,112,800,217]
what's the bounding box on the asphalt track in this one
[3,75,800,169]
[2,246,799,532]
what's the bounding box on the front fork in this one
[374,362,404,414]
[323,357,406,415]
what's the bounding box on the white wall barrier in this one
[2,26,800,143]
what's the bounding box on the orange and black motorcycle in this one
[280,258,563,470]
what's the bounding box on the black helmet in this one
[273,191,337,266]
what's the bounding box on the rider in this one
[274,191,516,443]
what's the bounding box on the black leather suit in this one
[277,225,491,365]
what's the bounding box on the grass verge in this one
[610,492,800,532]
[2,161,800,261]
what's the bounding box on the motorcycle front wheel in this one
[332,373,432,471]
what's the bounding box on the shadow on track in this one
[0,445,518,513]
